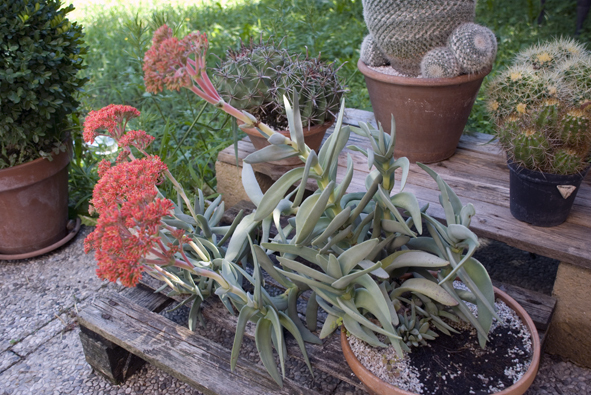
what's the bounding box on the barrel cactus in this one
[212,40,345,129]
[486,39,591,175]
[420,47,461,78]
[513,38,587,72]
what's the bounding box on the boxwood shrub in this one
[0,0,87,168]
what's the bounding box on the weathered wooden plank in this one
[78,292,322,395]
[78,284,174,384]
[492,281,556,332]
[121,283,174,313]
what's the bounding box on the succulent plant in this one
[513,38,587,72]
[89,28,500,387]
[486,39,591,175]
[420,47,461,79]
[212,40,345,129]
[360,0,476,76]
[447,23,497,75]
[360,35,389,68]
[558,56,591,107]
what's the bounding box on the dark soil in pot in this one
[343,285,540,395]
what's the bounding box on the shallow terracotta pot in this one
[0,147,71,255]
[240,120,333,166]
[358,60,491,164]
[341,286,541,395]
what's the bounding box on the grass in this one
[67,0,591,216]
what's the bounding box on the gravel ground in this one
[0,226,589,395]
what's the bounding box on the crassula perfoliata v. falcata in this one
[85,26,497,387]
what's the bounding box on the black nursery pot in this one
[508,160,590,227]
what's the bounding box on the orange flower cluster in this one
[84,156,173,287]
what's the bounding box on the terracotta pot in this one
[341,286,541,395]
[358,60,491,164]
[0,147,71,255]
[240,120,333,166]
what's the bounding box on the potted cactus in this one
[85,27,540,394]
[0,0,86,258]
[212,40,345,165]
[358,0,496,163]
[486,38,591,227]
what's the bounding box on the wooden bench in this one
[216,108,591,368]
[78,268,554,394]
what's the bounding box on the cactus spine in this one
[420,47,460,78]
[361,0,475,76]
[486,38,591,175]
[213,40,345,129]
[360,35,389,67]
[447,23,497,74]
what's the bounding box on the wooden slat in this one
[217,112,591,270]
[78,292,321,395]
[492,281,556,332]
[121,283,173,313]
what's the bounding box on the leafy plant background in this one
[68,0,591,218]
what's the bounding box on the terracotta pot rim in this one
[341,286,541,395]
[0,147,72,191]
[357,59,492,87]
[240,119,335,139]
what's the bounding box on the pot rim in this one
[341,286,541,395]
[357,59,492,87]
[239,119,335,139]
[0,145,72,191]
[507,159,591,182]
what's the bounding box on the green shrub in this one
[0,0,87,168]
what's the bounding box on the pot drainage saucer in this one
[0,218,81,261]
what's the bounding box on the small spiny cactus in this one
[420,47,461,78]
[557,109,591,147]
[361,0,476,76]
[558,55,591,107]
[486,65,562,122]
[553,148,587,174]
[213,40,344,129]
[486,38,591,174]
[511,129,551,170]
[360,34,389,67]
[513,38,587,71]
[447,23,497,74]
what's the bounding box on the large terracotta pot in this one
[240,120,333,166]
[0,147,71,256]
[358,60,491,163]
[341,286,541,395]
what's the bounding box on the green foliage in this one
[0,0,87,168]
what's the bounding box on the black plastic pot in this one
[508,160,590,227]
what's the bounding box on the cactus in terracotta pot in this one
[360,0,476,76]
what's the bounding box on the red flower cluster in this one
[83,104,141,144]
[118,129,155,151]
[84,156,173,287]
